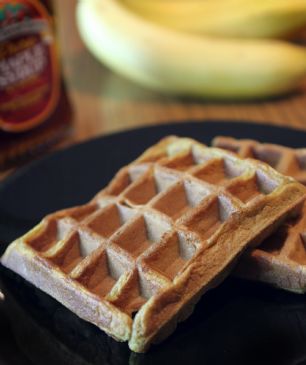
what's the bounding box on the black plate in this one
[1,121,306,365]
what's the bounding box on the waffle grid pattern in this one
[213,136,306,184]
[2,137,305,352]
[213,136,306,293]
[27,142,283,311]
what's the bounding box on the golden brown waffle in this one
[2,136,306,352]
[213,136,306,293]
[213,136,306,184]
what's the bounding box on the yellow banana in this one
[77,0,306,100]
[122,0,306,38]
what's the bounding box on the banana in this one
[77,0,306,100]
[122,0,306,39]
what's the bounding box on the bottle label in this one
[0,0,60,132]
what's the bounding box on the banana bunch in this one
[122,0,306,39]
[77,0,306,100]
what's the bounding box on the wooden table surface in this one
[1,0,306,180]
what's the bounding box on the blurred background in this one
[57,0,306,135]
[1,0,306,179]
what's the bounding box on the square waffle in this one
[213,136,306,293]
[2,136,306,352]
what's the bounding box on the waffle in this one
[2,136,306,352]
[213,136,306,293]
[212,136,306,184]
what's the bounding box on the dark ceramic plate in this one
[1,121,306,365]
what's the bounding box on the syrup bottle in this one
[0,0,73,169]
